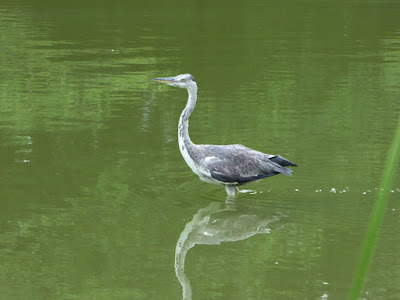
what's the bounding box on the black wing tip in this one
[269,155,297,167]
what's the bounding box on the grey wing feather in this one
[197,144,296,184]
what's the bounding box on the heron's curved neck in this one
[178,83,197,147]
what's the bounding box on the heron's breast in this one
[178,142,222,184]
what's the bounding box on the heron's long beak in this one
[152,76,176,84]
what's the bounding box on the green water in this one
[1,1,400,299]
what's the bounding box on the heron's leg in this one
[225,185,237,197]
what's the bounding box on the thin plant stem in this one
[350,114,400,300]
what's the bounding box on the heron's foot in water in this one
[225,185,240,197]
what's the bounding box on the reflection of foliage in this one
[0,160,150,299]
[0,1,399,300]
[0,6,158,136]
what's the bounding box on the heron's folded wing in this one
[201,146,284,184]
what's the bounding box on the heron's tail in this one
[280,167,293,176]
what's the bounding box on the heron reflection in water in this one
[174,201,286,299]
[153,74,297,196]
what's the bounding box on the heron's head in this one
[153,73,196,90]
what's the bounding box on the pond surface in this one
[1,1,400,299]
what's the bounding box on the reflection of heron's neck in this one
[174,202,225,300]
[175,238,193,300]
[178,84,197,150]
[175,219,198,300]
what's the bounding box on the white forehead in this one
[176,74,194,81]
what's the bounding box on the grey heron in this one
[153,73,297,196]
